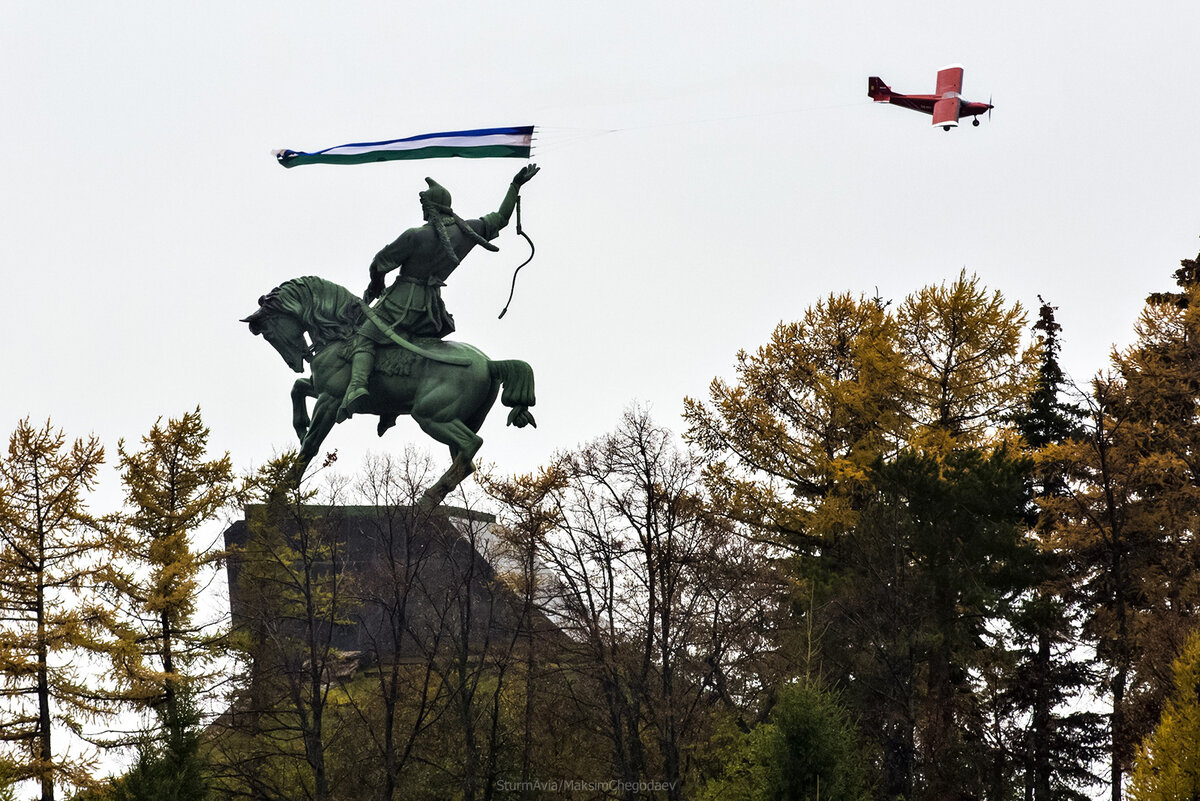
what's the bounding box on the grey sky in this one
[3,0,1198,499]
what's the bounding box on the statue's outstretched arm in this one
[494,164,540,228]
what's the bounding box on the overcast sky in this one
[3,1,1199,505]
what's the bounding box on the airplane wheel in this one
[943,126,951,131]
[972,118,980,127]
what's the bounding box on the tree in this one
[1109,252,1200,741]
[1009,299,1084,457]
[0,760,15,801]
[424,482,521,801]
[335,451,457,801]
[106,408,237,799]
[488,409,788,801]
[319,452,553,801]
[0,419,112,801]
[687,275,1038,800]
[896,269,1036,449]
[485,462,640,800]
[1002,299,1104,801]
[857,447,1036,801]
[701,681,869,801]
[210,456,356,801]
[93,696,209,801]
[683,291,909,552]
[1127,630,1200,801]
[994,592,1105,801]
[1041,253,1200,801]
[1041,376,1150,801]
[481,463,564,800]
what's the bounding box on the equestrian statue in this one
[242,165,540,508]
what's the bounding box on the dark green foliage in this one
[871,447,1037,612]
[1000,595,1105,801]
[998,300,1104,801]
[825,446,1037,801]
[71,696,208,801]
[879,447,1037,798]
[107,708,208,801]
[1009,299,1084,455]
[764,682,871,801]
[702,682,870,801]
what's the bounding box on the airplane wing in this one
[935,64,964,98]
[932,64,965,127]
[932,97,960,128]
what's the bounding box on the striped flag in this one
[274,126,534,168]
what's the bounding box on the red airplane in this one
[868,65,993,130]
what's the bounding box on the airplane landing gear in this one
[943,125,952,131]
[972,118,980,127]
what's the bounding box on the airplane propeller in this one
[972,95,993,127]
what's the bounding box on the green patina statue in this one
[340,164,540,420]
[242,166,539,508]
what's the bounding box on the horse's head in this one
[242,298,309,374]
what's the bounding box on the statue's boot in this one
[337,347,375,422]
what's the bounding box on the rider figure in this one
[338,164,539,420]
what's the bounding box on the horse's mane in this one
[261,276,363,345]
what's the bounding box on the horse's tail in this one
[487,360,537,428]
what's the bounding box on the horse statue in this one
[241,276,536,508]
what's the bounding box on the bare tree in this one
[211,456,357,801]
[487,408,788,801]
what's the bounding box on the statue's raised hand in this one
[512,163,539,186]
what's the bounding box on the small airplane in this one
[868,65,993,130]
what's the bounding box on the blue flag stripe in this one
[276,126,535,164]
[308,125,535,154]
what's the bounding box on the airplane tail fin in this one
[868,77,891,102]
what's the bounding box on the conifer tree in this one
[1043,253,1200,801]
[1005,300,1104,801]
[701,681,870,801]
[0,419,111,801]
[687,275,1039,800]
[1012,299,1084,456]
[1127,631,1200,801]
[1110,253,1200,737]
[1040,376,1146,801]
[895,269,1037,448]
[107,408,236,799]
[683,291,908,554]
[868,446,1036,800]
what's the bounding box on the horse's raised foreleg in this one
[412,417,484,510]
[291,377,316,442]
[291,393,339,485]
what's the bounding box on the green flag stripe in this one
[279,143,531,168]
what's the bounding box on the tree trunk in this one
[520,544,536,801]
[38,610,54,801]
[37,495,54,801]
[1032,625,1052,801]
[161,609,180,744]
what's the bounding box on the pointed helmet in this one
[422,177,452,211]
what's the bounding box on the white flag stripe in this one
[320,132,531,157]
